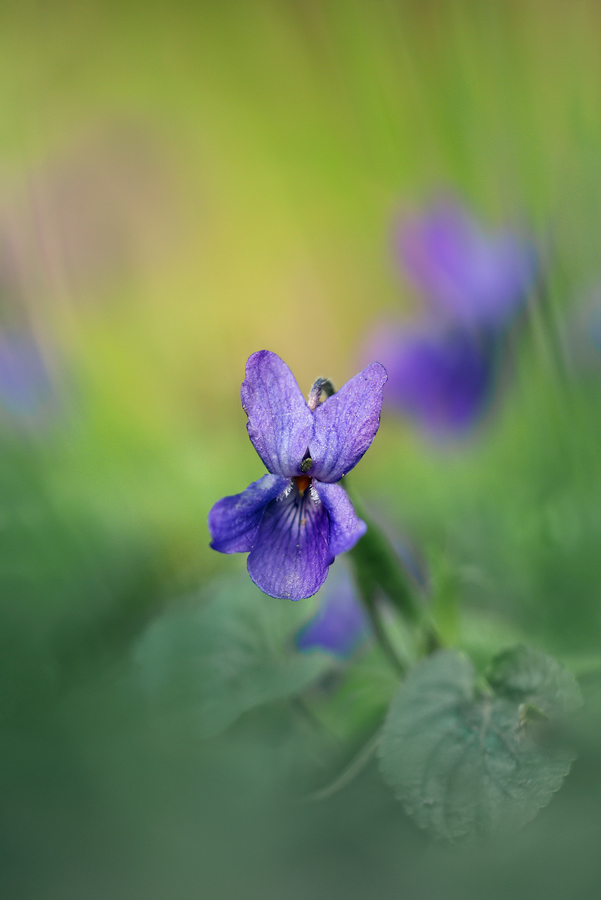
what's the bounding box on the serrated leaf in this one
[130,576,330,738]
[487,645,583,717]
[379,649,578,840]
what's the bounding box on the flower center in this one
[294,474,311,496]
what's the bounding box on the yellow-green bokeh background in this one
[4,0,599,639]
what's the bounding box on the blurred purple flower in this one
[0,331,53,417]
[295,563,371,659]
[588,302,601,354]
[208,351,387,600]
[365,323,498,434]
[398,200,537,328]
[362,198,536,436]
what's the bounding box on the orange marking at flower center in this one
[294,475,311,495]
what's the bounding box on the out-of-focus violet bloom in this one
[398,200,537,328]
[365,323,498,434]
[0,332,53,417]
[363,198,536,436]
[295,563,371,659]
[588,301,601,354]
[208,351,387,600]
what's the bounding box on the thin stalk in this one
[303,728,383,802]
[345,479,441,658]
[364,599,407,676]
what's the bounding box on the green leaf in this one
[379,648,581,840]
[307,643,401,740]
[487,645,583,717]
[130,576,330,739]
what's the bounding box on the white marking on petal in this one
[309,485,320,504]
[277,481,293,501]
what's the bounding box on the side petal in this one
[310,362,387,483]
[313,481,367,561]
[247,484,331,600]
[241,351,314,477]
[208,474,289,553]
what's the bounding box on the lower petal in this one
[247,484,331,600]
[208,474,289,553]
[313,481,367,562]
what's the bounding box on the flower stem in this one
[364,600,407,676]
[303,728,383,802]
[345,481,441,663]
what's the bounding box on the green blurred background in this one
[0,1,599,897]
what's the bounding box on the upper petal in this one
[398,201,537,328]
[208,474,289,553]
[241,351,314,477]
[310,362,387,483]
[313,481,367,561]
[247,483,331,600]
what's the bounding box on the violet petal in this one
[208,474,289,553]
[310,362,387,483]
[247,482,330,600]
[367,324,497,434]
[398,201,537,328]
[295,563,371,659]
[0,333,53,416]
[314,481,367,562]
[240,351,314,477]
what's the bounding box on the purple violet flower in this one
[0,332,53,417]
[365,323,498,435]
[362,197,536,436]
[398,200,537,328]
[295,563,371,659]
[208,351,387,600]
[588,301,601,354]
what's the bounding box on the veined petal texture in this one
[208,474,289,553]
[247,483,330,600]
[241,350,314,477]
[310,362,387,483]
[314,481,366,561]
